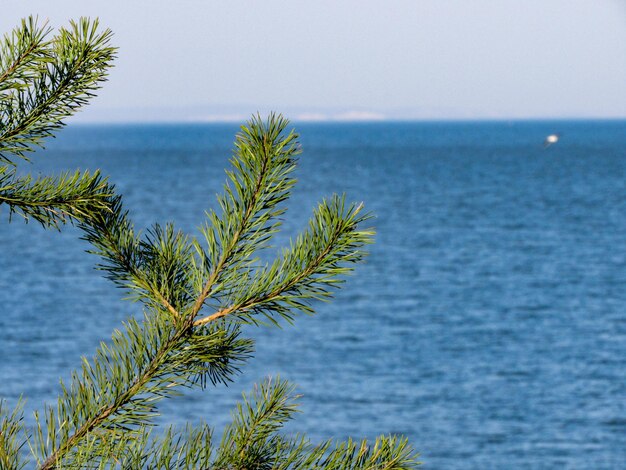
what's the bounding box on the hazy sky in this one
[3,1,626,121]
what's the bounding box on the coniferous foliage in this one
[0,16,115,228]
[0,17,420,469]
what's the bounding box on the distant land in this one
[69,104,626,124]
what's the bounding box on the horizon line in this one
[69,116,626,126]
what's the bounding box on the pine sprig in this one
[194,195,374,327]
[0,166,114,227]
[0,16,116,229]
[79,195,189,319]
[34,312,252,470]
[0,17,115,164]
[0,17,52,97]
[193,113,299,316]
[214,377,421,470]
[214,376,300,469]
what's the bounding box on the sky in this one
[2,0,626,122]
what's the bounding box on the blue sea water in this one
[1,120,625,468]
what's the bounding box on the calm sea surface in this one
[1,120,625,468]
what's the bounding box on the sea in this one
[1,120,625,468]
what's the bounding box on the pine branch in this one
[0,17,115,164]
[79,195,187,318]
[191,113,299,318]
[40,115,373,467]
[24,114,417,468]
[80,114,299,321]
[214,376,300,469]
[213,378,420,469]
[0,17,116,230]
[194,195,374,327]
[34,312,252,470]
[0,166,114,227]
[0,17,52,96]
